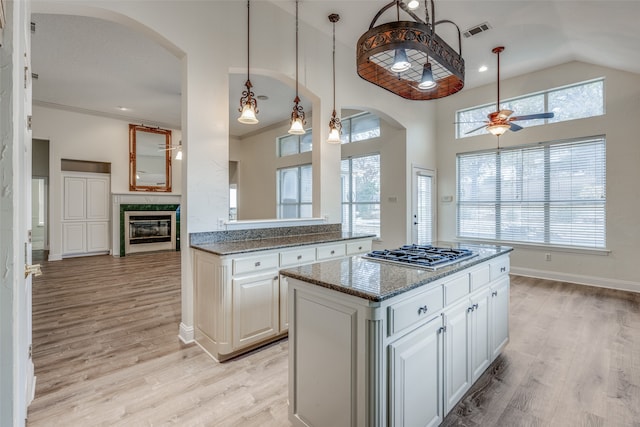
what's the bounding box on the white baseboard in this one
[510,267,640,293]
[178,322,194,344]
[48,253,62,261]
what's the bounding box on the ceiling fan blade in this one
[465,124,488,135]
[510,112,554,121]
[509,123,523,132]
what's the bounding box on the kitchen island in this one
[280,243,513,427]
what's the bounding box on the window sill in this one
[454,237,611,256]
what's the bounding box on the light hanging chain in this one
[289,0,306,134]
[238,0,259,124]
[327,13,342,144]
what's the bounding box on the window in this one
[456,79,604,138]
[457,137,606,249]
[277,164,312,218]
[341,154,381,237]
[340,113,381,144]
[277,131,312,157]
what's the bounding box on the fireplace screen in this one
[128,215,172,245]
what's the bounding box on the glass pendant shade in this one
[327,125,341,144]
[418,63,437,90]
[238,102,259,124]
[487,123,510,136]
[175,149,183,160]
[390,48,411,73]
[289,116,305,135]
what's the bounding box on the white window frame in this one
[276,164,312,219]
[457,136,606,250]
[341,153,381,237]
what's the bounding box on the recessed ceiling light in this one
[407,0,420,10]
[478,65,488,72]
[116,106,130,111]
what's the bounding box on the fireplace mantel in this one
[111,193,181,257]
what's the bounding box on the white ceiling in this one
[31,1,640,136]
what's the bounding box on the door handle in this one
[25,263,42,279]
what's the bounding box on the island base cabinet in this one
[490,275,510,360]
[389,316,444,427]
[470,288,492,382]
[443,299,471,414]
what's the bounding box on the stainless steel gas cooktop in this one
[363,244,477,271]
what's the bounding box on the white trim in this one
[510,267,640,294]
[224,217,326,230]
[178,322,194,344]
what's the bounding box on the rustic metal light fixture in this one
[356,0,465,100]
[238,0,259,124]
[288,0,306,135]
[327,13,342,144]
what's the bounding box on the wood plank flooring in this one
[27,252,640,426]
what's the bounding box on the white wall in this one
[436,61,640,291]
[31,105,182,260]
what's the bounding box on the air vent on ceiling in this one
[32,73,39,80]
[31,22,36,33]
[463,22,491,38]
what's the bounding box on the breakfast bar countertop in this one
[190,231,376,256]
[279,242,513,302]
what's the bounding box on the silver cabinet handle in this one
[358,246,363,250]
[274,276,279,281]
[417,305,428,315]
[473,303,479,310]
[500,266,506,272]
[492,291,498,297]
[255,261,261,267]
[297,255,302,260]
[467,306,474,313]
[330,250,335,255]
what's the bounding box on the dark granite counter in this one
[279,243,513,302]
[191,229,375,256]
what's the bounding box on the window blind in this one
[457,137,606,248]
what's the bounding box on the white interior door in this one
[412,167,436,244]
[0,1,36,425]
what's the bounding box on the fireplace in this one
[124,211,177,254]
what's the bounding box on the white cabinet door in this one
[444,298,471,413]
[232,272,279,350]
[86,177,109,220]
[62,222,86,254]
[87,222,110,252]
[389,316,444,427]
[490,275,510,360]
[63,176,86,220]
[470,287,491,382]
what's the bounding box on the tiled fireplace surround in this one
[111,193,181,257]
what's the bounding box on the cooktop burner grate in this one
[363,244,477,270]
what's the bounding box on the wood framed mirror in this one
[129,124,172,192]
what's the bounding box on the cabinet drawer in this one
[316,243,346,260]
[346,240,372,255]
[444,274,470,305]
[490,257,510,280]
[470,264,491,291]
[280,247,316,267]
[233,253,279,275]
[388,285,443,336]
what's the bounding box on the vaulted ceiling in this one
[31,1,640,136]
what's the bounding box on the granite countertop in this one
[279,243,513,302]
[190,231,376,256]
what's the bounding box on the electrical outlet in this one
[545,253,551,261]
[218,218,226,229]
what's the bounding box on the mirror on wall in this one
[129,124,172,192]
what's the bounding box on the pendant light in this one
[288,0,306,135]
[327,13,342,144]
[238,0,259,124]
[418,60,437,90]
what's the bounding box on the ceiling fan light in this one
[418,63,437,90]
[390,48,411,73]
[238,102,259,124]
[487,123,510,136]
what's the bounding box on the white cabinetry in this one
[62,172,110,257]
[288,253,510,427]
[193,238,372,361]
[389,315,444,427]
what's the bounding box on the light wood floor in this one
[27,252,640,426]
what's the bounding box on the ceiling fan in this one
[464,46,554,136]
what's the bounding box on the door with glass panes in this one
[412,167,436,244]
